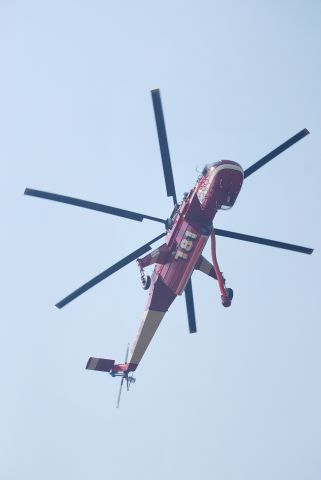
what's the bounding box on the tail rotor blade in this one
[116,376,125,409]
[215,228,313,255]
[244,129,309,179]
[55,232,166,309]
[185,278,197,333]
[124,343,130,363]
[24,188,166,225]
[151,89,178,206]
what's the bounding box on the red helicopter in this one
[25,89,313,406]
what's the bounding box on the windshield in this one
[202,162,221,176]
[220,192,234,210]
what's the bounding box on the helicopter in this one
[25,89,313,406]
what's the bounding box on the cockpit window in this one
[202,162,221,176]
[220,192,234,210]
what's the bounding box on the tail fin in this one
[86,347,136,408]
[86,357,115,372]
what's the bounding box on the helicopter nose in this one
[197,160,243,213]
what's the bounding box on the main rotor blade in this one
[215,228,313,255]
[55,232,166,309]
[244,128,309,179]
[185,278,197,333]
[24,188,166,225]
[151,89,178,206]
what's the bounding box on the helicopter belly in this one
[160,222,209,295]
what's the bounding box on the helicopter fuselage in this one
[125,160,244,371]
[159,159,244,295]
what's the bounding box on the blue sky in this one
[1,1,321,479]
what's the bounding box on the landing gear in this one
[221,288,233,307]
[137,259,151,290]
[210,230,234,308]
[227,287,233,300]
[141,274,151,290]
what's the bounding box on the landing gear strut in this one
[137,260,151,290]
[210,230,233,308]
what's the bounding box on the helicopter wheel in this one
[222,288,233,307]
[227,288,233,301]
[141,275,151,290]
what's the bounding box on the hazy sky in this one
[2,1,321,479]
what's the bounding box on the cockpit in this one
[220,194,234,210]
[202,162,221,176]
[198,160,244,213]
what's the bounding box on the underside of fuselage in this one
[124,161,244,370]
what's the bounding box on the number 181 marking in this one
[174,230,197,260]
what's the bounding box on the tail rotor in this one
[116,343,135,408]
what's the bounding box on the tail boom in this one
[86,273,176,378]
